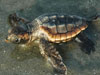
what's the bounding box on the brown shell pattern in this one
[37,14,88,43]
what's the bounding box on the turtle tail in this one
[76,32,95,55]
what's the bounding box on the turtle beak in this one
[5,37,10,43]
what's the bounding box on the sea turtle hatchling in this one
[5,13,97,75]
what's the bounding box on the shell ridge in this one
[64,15,68,33]
[39,14,88,43]
[55,14,59,33]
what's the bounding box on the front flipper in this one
[75,32,95,55]
[8,13,29,27]
[39,38,67,75]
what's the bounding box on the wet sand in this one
[0,0,100,75]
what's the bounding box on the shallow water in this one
[0,0,100,75]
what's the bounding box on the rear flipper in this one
[75,32,95,55]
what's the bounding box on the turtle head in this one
[5,25,30,44]
[6,13,39,44]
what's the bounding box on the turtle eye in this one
[14,38,19,43]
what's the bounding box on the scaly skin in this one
[39,38,67,75]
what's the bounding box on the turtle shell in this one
[36,14,88,43]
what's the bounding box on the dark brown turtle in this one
[5,13,97,75]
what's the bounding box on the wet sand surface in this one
[0,0,100,75]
